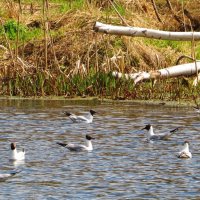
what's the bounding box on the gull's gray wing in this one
[57,142,68,148]
[66,144,86,151]
[68,114,89,123]
[158,127,180,140]
[68,114,79,123]
[57,142,85,151]
[76,116,88,122]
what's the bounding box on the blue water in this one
[0,99,200,199]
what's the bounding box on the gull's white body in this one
[57,135,94,151]
[64,110,96,123]
[0,173,14,179]
[142,124,179,141]
[10,143,25,161]
[194,107,200,113]
[68,113,93,123]
[66,140,93,151]
[0,171,20,181]
[177,142,192,158]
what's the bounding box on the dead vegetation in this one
[0,0,200,100]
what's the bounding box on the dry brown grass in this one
[0,0,199,98]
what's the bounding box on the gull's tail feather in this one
[10,169,22,176]
[193,95,200,108]
[161,127,180,140]
[57,142,67,147]
[64,112,71,116]
[170,127,180,133]
[193,106,200,112]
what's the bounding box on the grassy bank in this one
[0,0,200,103]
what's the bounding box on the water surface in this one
[0,99,200,199]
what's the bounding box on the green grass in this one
[104,1,126,16]
[0,19,43,42]
[112,38,124,48]
[143,38,191,52]
[59,0,85,12]
[5,69,200,101]
[1,20,27,40]
[194,43,200,59]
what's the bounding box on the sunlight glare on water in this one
[0,99,200,199]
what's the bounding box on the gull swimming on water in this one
[64,110,96,123]
[177,141,192,158]
[193,106,200,113]
[10,143,25,161]
[192,97,200,113]
[141,124,179,141]
[57,134,95,151]
[0,170,21,181]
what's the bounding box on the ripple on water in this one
[0,101,199,199]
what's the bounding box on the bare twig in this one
[166,0,184,26]
[15,0,22,61]
[108,0,129,26]
[43,0,49,70]
[176,55,196,65]
[150,0,163,23]
[94,33,99,73]
[0,44,35,73]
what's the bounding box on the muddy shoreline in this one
[0,96,195,108]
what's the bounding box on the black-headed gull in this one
[193,106,200,113]
[10,143,25,161]
[57,134,95,151]
[64,110,96,123]
[141,124,179,141]
[177,141,192,158]
[193,97,200,113]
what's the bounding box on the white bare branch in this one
[112,62,200,85]
[94,22,200,41]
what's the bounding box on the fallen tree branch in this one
[112,62,200,85]
[94,21,200,41]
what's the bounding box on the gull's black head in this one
[142,124,151,131]
[86,134,95,140]
[184,140,189,145]
[10,143,16,150]
[90,110,96,116]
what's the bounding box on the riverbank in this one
[0,96,196,108]
[0,1,200,100]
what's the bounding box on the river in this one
[0,99,199,199]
